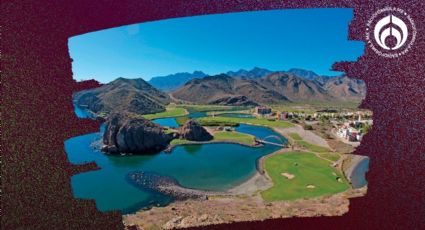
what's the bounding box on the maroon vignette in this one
[2,1,425,229]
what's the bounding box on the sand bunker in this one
[306,184,316,189]
[281,172,295,180]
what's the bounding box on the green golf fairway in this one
[261,152,349,201]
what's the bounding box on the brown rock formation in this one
[102,113,172,154]
[179,120,213,141]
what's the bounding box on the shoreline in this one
[145,107,190,120]
[130,148,285,198]
[123,186,367,230]
[343,154,369,188]
[228,148,287,195]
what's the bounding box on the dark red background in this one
[2,1,424,229]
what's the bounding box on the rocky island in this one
[102,113,173,154]
[101,114,217,155]
[178,119,213,141]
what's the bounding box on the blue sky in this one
[69,8,364,83]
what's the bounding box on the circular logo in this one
[366,7,416,58]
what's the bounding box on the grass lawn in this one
[175,116,190,126]
[288,133,302,141]
[213,131,255,145]
[170,131,255,146]
[170,138,191,145]
[143,107,188,119]
[163,128,176,134]
[197,117,293,129]
[197,119,239,127]
[288,133,340,161]
[318,152,341,162]
[261,152,349,201]
[296,140,330,153]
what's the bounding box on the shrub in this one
[303,124,313,130]
[175,116,190,125]
[197,120,239,127]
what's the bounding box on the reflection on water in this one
[182,144,203,154]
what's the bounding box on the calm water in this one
[152,117,179,127]
[73,103,95,119]
[152,110,207,128]
[350,157,369,188]
[152,113,255,128]
[187,111,207,119]
[66,107,285,213]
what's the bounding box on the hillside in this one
[257,72,332,101]
[172,73,365,105]
[286,68,319,80]
[73,78,170,116]
[172,74,289,105]
[322,76,367,100]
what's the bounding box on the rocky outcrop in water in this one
[102,113,173,154]
[127,171,211,200]
[179,120,213,141]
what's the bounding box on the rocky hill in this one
[73,77,170,116]
[179,119,213,141]
[102,112,173,154]
[321,76,367,101]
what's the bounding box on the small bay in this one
[66,109,286,213]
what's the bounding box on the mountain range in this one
[226,67,273,80]
[148,67,346,92]
[171,71,366,105]
[148,71,207,92]
[74,67,366,116]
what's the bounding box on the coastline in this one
[227,148,287,195]
[123,186,367,230]
[123,146,368,230]
[128,148,284,199]
[161,130,287,196]
[343,154,369,188]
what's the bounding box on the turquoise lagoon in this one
[67,106,286,213]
